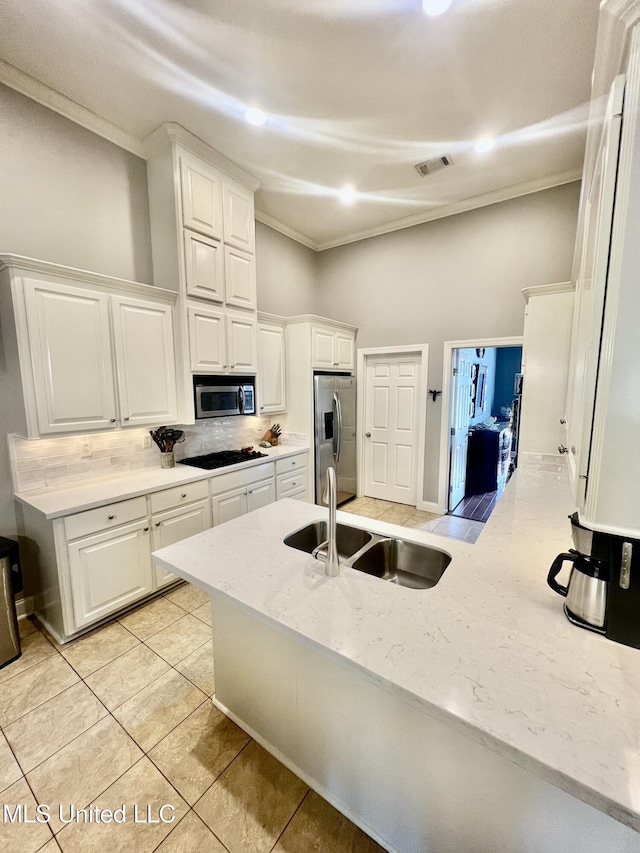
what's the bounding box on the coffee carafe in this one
[547,512,640,650]
[547,550,609,630]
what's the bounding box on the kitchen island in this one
[152,455,640,853]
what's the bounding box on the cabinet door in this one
[335,332,355,370]
[212,487,248,526]
[152,499,212,589]
[184,229,225,302]
[180,153,223,239]
[257,324,286,415]
[23,279,117,434]
[247,478,276,512]
[311,327,335,369]
[68,521,152,629]
[222,181,255,253]
[224,246,257,310]
[227,311,257,373]
[111,296,178,427]
[188,306,228,372]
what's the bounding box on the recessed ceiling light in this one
[339,184,357,206]
[422,0,453,16]
[475,136,495,154]
[244,107,266,127]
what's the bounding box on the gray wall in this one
[0,85,153,283]
[315,182,581,503]
[0,85,154,545]
[255,222,318,316]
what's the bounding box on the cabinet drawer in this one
[275,454,307,476]
[150,480,209,514]
[64,496,147,541]
[210,462,275,495]
[277,469,307,499]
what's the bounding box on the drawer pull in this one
[155,522,160,527]
[108,514,115,520]
[291,481,297,487]
[292,461,296,466]
[143,527,149,532]
[124,417,130,421]
[181,493,187,498]
[110,419,116,423]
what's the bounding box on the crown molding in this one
[521,281,574,302]
[142,122,260,191]
[0,253,176,300]
[254,210,319,251]
[0,59,145,157]
[315,169,583,252]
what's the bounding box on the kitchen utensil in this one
[547,549,609,629]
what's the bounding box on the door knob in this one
[365,432,371,437]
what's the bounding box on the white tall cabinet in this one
[0,256,181,438]
[144,123,259,422]
[518,283,574,455]
[565,7,640,537]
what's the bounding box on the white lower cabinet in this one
[248,478,277,511]
[212,486,248,526]
[68,519,153,629]
[152,498,211,589]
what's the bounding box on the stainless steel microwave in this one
[194,376,256,418]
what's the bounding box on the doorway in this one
[357,345,428,507]
[440,339,523,521]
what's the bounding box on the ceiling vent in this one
[414,155,454,177]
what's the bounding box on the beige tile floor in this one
[340,496,485,543]
[0,583,386,853]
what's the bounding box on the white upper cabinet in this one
[227,310,258,373]
[311,324,355,371]
[4,259,180,438]
[257,322,286,415]
[224,245,257,310]
[184,229,225,303]
[180,153,223,240]
[111,296,178,426]
[188,306,227,372]
[23,279,118,434]
[222,181,255,253]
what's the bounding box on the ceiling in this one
[0,0,599,249]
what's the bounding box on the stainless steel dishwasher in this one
[0,537,22,669]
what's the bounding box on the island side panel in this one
[211,596,639,853]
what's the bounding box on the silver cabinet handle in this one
[365,432,371,438]
[124,417,130,421]
[558,444,568,454]
[108,514,115,520]
[560,418,567,425]
[291,461,296,466]
[181,493,187,498]
[143,526,149,532]
[155,522,160,527]
[110,419,116,423]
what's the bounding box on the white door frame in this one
[357,345,429,508]
[437,336,523,514]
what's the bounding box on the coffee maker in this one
[547,513,640,649]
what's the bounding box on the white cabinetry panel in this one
[247,478,276,512]
[257,323,286,415]
[311,327,335,369]
[152,499,211,589]
[223,182,255,253]
[68,520,152,628]
[111,296,178,426]
[335,331,355,370]
[212,486,248,526]
[180,154,223,239]
[224,246,257,310]
[184,229,225,302]
[188,306,227,372]
[23,279,117,434]
[227,311,257,373]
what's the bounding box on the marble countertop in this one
[152,456,640,833]
[14,445,309,519]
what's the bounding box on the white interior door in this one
[449,350,474,510]
[363,354,420,504]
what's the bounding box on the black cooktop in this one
[178,448,268,470]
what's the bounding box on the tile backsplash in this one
[9,416,302,493]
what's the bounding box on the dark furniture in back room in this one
[466,423,513,496]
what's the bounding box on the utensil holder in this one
[160,451,175,469]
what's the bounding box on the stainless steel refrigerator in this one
[313,374,357,506]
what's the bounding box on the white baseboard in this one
[16,596,34,619]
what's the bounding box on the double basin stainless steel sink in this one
[283,520,451,590]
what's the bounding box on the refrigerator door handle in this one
[333,390,342,463]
